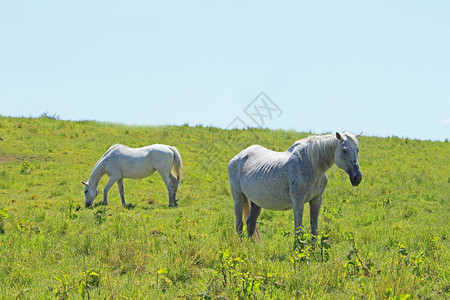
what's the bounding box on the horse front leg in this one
[292,196,306,249]
[309,195,323,242]
[103,175,119,205]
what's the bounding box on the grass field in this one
[0,115,448,299]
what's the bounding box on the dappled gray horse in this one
[228,132,362,241]
[83,144,182,208]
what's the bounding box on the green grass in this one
[0,115,448,299]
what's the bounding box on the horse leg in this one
[103,175,119,205]
[169,173,179,204]
[231,191,246,237]
[117,178,127,206]
[246,201,262,238]
[160,172,176,207]
[292,200,305,234]
[292,196,306,249]
[309,195,323,242]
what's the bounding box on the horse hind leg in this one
[169,173,179,205]
[247,201,262,239]
[159,171,176,207]
[117,178,127,206]
[231,191,246,237]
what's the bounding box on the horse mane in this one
[303,134,338,171]
[88,144,123,183]
[289,133,358,172]
[93,144,120,166]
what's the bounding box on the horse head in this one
[82,181,99,207]
[334,132,362,186]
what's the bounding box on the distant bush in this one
[40,111,60,120]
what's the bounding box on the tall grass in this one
[0,116,448,298]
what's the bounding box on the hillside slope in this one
[0,116,448,298]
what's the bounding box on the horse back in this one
[106,144,174,178]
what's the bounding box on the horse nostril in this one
[351,172,362,186]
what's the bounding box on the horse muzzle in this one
[350,171,362,186]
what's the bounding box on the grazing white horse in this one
[82,144,182,207]
[228,132,362,242]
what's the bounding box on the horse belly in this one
[120,159,156,179]
[241,179,292,211]
[122,168,155,179]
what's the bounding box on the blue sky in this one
[1,1,449,141]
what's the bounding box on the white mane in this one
[303,134,338,171]
[290,133,358,172]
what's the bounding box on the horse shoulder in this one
[286,153,318,197]
[287,151,314,178]
[105,146,133,170]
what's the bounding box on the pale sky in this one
[1,1,449,141]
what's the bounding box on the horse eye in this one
[342,149,348,154]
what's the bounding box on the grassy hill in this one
[0,115,448,299]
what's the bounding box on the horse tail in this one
[243,198,262,242]
[168,146,182,180]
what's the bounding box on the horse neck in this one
[306,136,339,175]
[87,159,106,188]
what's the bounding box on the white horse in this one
[228,132,362,241]
[82,144,182,207]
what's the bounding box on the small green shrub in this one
[0,208,9,234]
[93,208,108,224]
[19,160,32,174]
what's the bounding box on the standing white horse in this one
[228,132,362,241]
[82,144,182,208]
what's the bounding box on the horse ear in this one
[82,181,88,186]
[336,132,344,141]
[355,132,363,139]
